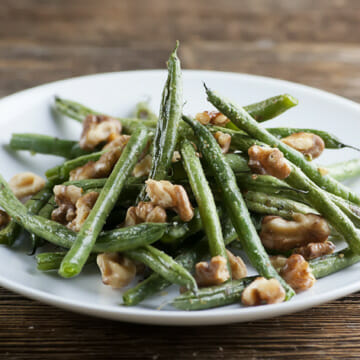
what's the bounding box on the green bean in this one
[235,173,307,196]
[286,166,360,253]
[173,246,360,311]
[31,200,55,250]
[267,127,360,151]
[45,150,104,181]
[180,140,229,270]
[243,94,298,123]
[125,245,197,291]
[310,248,360,279]
[0,185,52,248]
[244,191,317,219]
[133,101,158,122]
[0,181,168,254]
[122,220,238,307]
[59,126,150,278]
[183,115,294,299]
[26,185,54,252]
[172,277,256,311]
[54,96,157,134]
[9,133,90,159]
[0,219,21,246]
[138,43,183,201]
[36,252,96,271]
[171,152,250,181]
[326,158,360,182]
[206,86,360,205]
[161,208,203,245]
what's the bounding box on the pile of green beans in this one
[2,42,360,312]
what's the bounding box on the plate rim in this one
[1,69,360,325]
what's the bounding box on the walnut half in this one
[280,254,315,293]
[248,145,292,180]
[124,201,167,227]
[51,185,98,232]
[145,179,194,222]
[260,213,330,251]
[241,277,285,306]
[9,172,45,200]
[80,114,122,150]
[282,132,325,160]
[96,253,136,289]
[195,256,230,287]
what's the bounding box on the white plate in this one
[0,70,360,325]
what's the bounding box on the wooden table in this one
[1,1,360,358]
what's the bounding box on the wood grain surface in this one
[1,0,360,359]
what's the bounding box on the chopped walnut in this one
[195,255,230,287]
[68,191,99,232]
[51,185,83,225]
[80,114,121,150]
[0,210,10,229]
[145,179,194,222]
[172,151,181,163]
[70,147,123,181]
[226,249,247,280]
[213,131,231,154]
[294,240,335,260]
[133,154,152,177]
[270,255,288,273]
[96,253,136,289]
[248,145,292,180]
[9,172,45,200]
[241,277,285,306]
[280,254,315,293]
[282,132,325,160]
[103,134,130,151]
[195,111,230,126]
[124,201,167,227]
[260,213,330,251]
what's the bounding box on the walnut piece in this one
[0,210,10,230]
[102,134,130,151]
[133,154,152,177]
[294,240,336,260]
[280,254,315,293]
[51,185,83,225]
[68,191,99,232]
[260,213,330,251]
[195,111,230,126]
[195,255,230,287]
[9,172,45,200]
[241,277,285,306]
[145,179,194,222]
[226,249,247,280]
[96,253,136,289]
[51,185,98,232]
[124,201,167,227]
[70,145,126,181]
[213,131,231,154]
[80,114,121,150]
[248,145,292,180]
[282,132,325,160]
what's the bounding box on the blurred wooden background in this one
[1,0,360,359]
